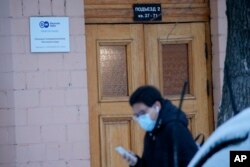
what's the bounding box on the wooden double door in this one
[86,23,212,167]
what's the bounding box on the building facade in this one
[0,0,227,167]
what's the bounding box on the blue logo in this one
[39,21,49,28]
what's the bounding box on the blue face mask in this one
[136,113,156,132]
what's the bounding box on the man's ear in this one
[156,101,161,107]
[154,101,161,110]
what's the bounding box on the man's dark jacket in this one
[131,100,198,167]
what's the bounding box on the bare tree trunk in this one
[217,0,250,126]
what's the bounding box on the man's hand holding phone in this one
[115,146,138,166]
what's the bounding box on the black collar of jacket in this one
[149,99,188,134]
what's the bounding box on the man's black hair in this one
[129,85,164,107]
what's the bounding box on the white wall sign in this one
[30,17,70,52]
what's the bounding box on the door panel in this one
[100,115,133,167]
[144,23,209,137]
[86,23,211,167]
[86,24,145,167]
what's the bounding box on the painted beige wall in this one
[210,0,227,125]
[0,0,90,167]
[0,0,227,166]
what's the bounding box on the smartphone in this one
[115,146,137,165]
[115,146,129,155]
[115,146,136,159]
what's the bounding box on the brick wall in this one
[0,0,90,167]
[210,0,227,125]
